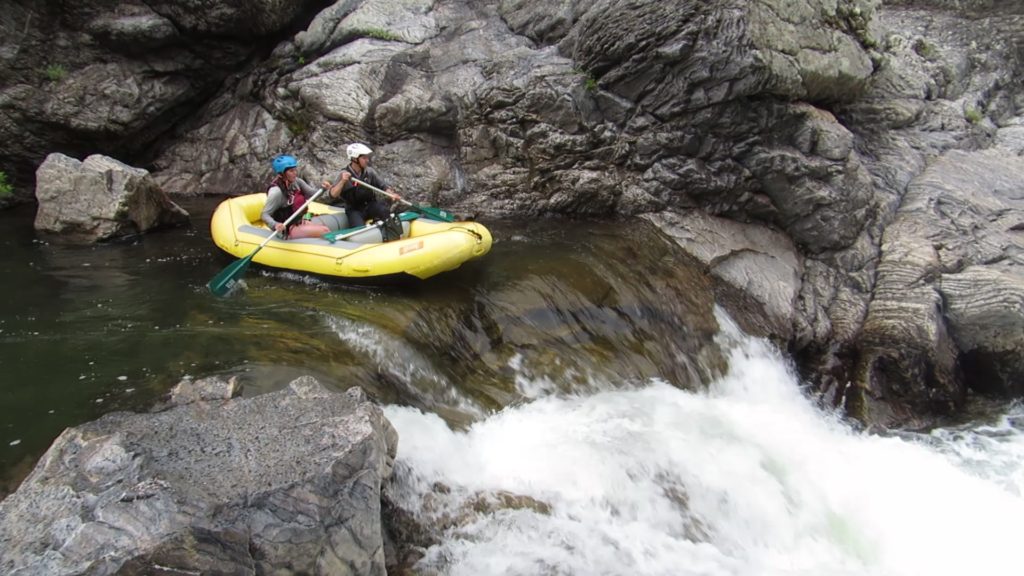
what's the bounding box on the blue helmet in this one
[272,154,298,174]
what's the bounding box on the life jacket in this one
[268,176,308,231]
[340,167,375,209]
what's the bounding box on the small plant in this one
[572,67,598,92]
[354,27,401,41]
[0,171,13,198]
[297,55,306,66]
[284,109,313,137]
[44,64,66,82]
[913,38,938,61]
[964,105,984,124]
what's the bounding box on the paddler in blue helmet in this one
[260,154,332,239]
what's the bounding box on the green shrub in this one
[572,68,598,91]
[0,171,13,198]
[44,64,66,82]
[284,109,313,137]
[964,106,984,124]
[913,38,938,61]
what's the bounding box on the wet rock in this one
[852,146,1024,424]
[0,377,398,576]
[942,266,1024,397]
[645,210,802,341]
[167,376,243,406]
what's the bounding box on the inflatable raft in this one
[210,193,492,282]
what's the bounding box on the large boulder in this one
[0,376,398,576]
[34,153,189,243]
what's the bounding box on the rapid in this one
[382,313,1024,575]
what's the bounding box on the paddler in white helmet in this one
[326,143,397,227]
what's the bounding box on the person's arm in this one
[296,177,318,196]
[261,187,287,231]
[298,177,332,196]
[363,168,398,199]
[328,169,352,201]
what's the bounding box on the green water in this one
[0,197,718,495]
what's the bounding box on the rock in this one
[167,376,243,406]
[498,0,582,45]
[645,210,803,341]
[144,0,333,37]
[34,153,189,243]
[41,62,195,135]
[942,266,1024,397]
[0,377,398,576]
[85,10,179,53]
[851,144,1024,423]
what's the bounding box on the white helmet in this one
[346,143,373,160]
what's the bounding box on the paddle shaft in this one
[350,177,402,204]
[350,177,455,222]
[323,211,418,242]
[327,222,377,242]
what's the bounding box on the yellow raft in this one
[210,193,492,282]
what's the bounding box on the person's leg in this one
[347,209,367,227]
[287,222,330,239]
[366,200,390,222]
[310,213,347,231]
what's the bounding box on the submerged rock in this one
[0,376,398,576]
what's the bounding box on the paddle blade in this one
[410,204,456,222]
[207,255,253,296]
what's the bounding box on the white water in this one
[384,315,1024,576]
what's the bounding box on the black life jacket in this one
[340,167,374,209]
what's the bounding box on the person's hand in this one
[274,223,285,232]
[321,180,331,190]
[384,188,399,200]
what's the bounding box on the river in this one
[1,198,1021,575]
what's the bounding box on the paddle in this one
[322,211,419,242]
[207,187,325,296]
[350,177,456,222]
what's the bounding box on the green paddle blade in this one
[207,254,254,296]
[409,204,456,222]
